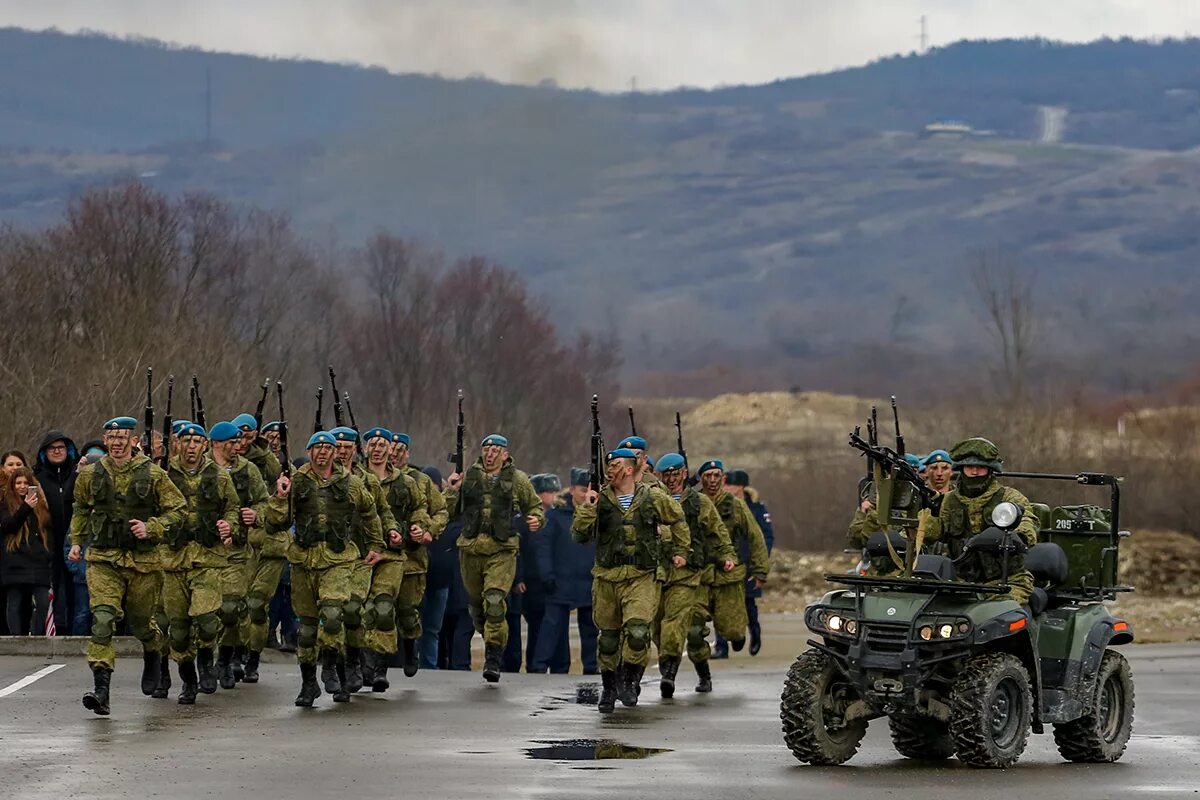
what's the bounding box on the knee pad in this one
[342,597,363,629]
[246,592,269,625]
[397,604,420,633]
[127,615,154,643]
[195,613,222,642]
[90,605,118,645]
[168,617,192,651]
[598,629,621,657]
[219,596,244,627]
[482,589,507,623]
[372,597,396,632]
[154,609,171,637]
[687,621,708,650]
[319,603,344,636]
[624,619,652,653]
[297,617,319,649]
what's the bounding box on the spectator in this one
[439,518,473,670]
[1,467,54,635]
[267,563,297,652]
[530,468,597,674]
[33,430,79,634]
[2,450,29,489]
[513,473,562,672]
[78,440,107,466]
[419,466,453,669]
[64,536,90,635]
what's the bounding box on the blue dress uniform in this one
[715,470,774,657]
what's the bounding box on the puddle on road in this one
[529,682,601,717]
[524,739,671,761]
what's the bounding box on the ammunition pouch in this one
[460,462,517,542]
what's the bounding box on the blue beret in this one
[363,427,392,442]
[531,473,562,493]
[697,459,725,475]
[103,416,138,431]
[329,426,359,443]
[923,449,953,467]
[618,436,647,451]
[606,448,638,462]
[208,421,241,442]
[905,454,923,469]
[569,467,591,487]
[655,452,686,472]
[481,434,508,448]
[260,421,282,433]
[177,423,207,439]
[231,413,257,432]
[171,419,192,435]
[391,432,411,446]
[307,431,335,449]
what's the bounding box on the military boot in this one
[242,650,260,684]
[749,622,762,656]
[140,650,162,696]
[232,646,246,682]
[616,664,639,707]
[402,638,420,678]
[370,651,390,693]
[294,663,321,708]
[151,653,171,699]
[322,649,350,702]
[730,637,746,652]
[659,656,680,699]
[217,645,237,690]
[632,663,645,697]
[197,648,218,694]
[177,660,199,705]
[482,643,502,683]
[344,647,364,693]
[82,667,112,716]
[597,670,617,714]
[360,647,377,687]
[695,660,713,693]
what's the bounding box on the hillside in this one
[3,30,1200,391]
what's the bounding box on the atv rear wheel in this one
[1054,649,1134,763]
[949,653,1032,768]
[780,650,867,765]
[889,715,955,760]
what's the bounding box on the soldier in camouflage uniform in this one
[360,427,433,688]
[233,413,283,487]
[446,434,545,683]
[616,435,666,491]
[208,421,270,687]
[162,423,243,702]
[925,438,1037,603]
[652,453,735,698]
[68,416,187,716]
[267,431,386,707]
[697,460,769,661]
[572,448,690,713]
[389,432,450,544]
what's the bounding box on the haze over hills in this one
[3,28,1200,394]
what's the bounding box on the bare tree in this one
[971,247,1039,402]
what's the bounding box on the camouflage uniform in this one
[667,488,735,665]
[448,457,544,650]
[239,439,287,653]
[70,454,186,671]
[214,457,268,652]
[706,489,770,646]
[162,458,242,664]
[344,464,400,665]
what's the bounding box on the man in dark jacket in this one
[530,468,597,674]
[33,430,79,634]
[419,466,453,669]
[715,469,775,657]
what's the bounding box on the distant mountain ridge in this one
[2,28,1199,393]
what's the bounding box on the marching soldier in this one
[390,432,450,542]
[360,427,432,688]
[572,448,690,713]
[232,413,283,486]
[266,431,385,707]
[162,423,242,702]
[68,416,186,715]
[446,434,544,683]
[615,435,665,490]
[208,421,270,687]
[697,460,769,663]
[653,453,735,697]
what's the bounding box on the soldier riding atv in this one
[780,418,1135,769]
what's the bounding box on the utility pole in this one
[630,75,638,122]
[919,15,928,53]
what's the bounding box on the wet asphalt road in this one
[1,642,1197,800]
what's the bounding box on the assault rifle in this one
[254,378,270,430]
[276,381,292,477]
[344,392,364,459]
[191,375,206,429]
[313,387,325,435]
[675,411,689,475]
[590,394,606,491]
[627,406,638,437]
[160,374,174,469]
[328,367,345,427]
[143,367,155,457]
[189,383,197,423]
[447,389,464,475]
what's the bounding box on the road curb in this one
[0,636,295,661]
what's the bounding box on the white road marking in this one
[0,664,66,698]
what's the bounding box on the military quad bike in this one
[781,470,1135,769]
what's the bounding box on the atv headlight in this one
[938,624,954,639]
[845,619,858,635]
[991,501,1022,530]
[919,626,933,641]
[827,615,844,632]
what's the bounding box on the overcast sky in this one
[2,0,1197,90]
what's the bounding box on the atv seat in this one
[1026,542,1069,588]
[864,531,907,560]
[1028,587,1049,616]
[913,554,955,581]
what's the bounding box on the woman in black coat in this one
[1,466,54,635]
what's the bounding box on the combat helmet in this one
[949,437,1003,473]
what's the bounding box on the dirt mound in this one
[686,391,878,430]
[1123,530,1200,595]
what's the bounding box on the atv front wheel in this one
[780,650,867,765]
[1053,649,1135,763]
[889,715,955,760]
[949,653,1032,768]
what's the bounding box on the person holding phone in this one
[1,467,54,635]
